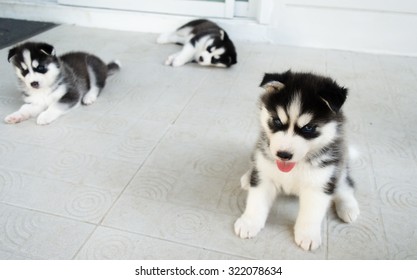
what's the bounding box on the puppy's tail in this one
[107,60,121,76]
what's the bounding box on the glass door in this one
[58,0,236,18]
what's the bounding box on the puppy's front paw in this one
[4,112,28,124]
[240,171,251,190]
[171,58,185,67]
[336,201,360,223]
[36,112,55,125]
[165,54,186,67]
[82,94,97,105]
[294,224,322,251]
[234,216,263,239]
[164,54,176,66]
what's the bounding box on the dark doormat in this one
[0,17,57,49]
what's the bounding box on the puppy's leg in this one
[37,90,79,125]
[5,103,45,124]
[166,43,196,67]
[82,85,100,105]
[240,169,251,190]
[235,180,277,239]
[36,102,71,125]
[156,32,172,44]
[157,32,186,45]
[334,173,360,223]
[157,26,192,44]
[82,67,101,105]
[164,51,179,66]
[294,189,331,251]
[82,57,108,105]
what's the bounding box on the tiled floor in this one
[0,25,416,260]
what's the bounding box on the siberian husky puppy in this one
[157,19,237,67]
[235,70,360,251]
[5,41,120,125]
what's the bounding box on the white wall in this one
[265,0,417,56]
[0,0,416,56]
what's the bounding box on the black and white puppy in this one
[157,19,237,67]
[5,41,120,125]
[235,70,360,251]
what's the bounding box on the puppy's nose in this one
[277,151,293,161]
[199,56,204,62]
[30,81,39,88]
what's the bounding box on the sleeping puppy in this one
[235,70,360,251]
[157,19,237,67]
[5,41,120,125]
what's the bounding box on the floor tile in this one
[76,226,205,259]
[0,171,119,223]
[0,203,94,259]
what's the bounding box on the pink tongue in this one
[276,160,296,173]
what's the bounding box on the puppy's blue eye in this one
[273,117,283,129]
[301,124,316,134]
[36,65,47,73]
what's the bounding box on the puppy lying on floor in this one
[157,19,237,68]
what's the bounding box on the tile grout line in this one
[170,72,211,125]
[93,122,174,226]
[72,125,174,259]
[94,224,255,260]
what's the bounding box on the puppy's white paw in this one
[164,54,176,66]
[234,216,263,239]
[82,94,97,105]
[240,171,251,190]
[4,112,28,124]
[171,58,186,67]
[156,33,170,44]
[36,112,56,125]
[336,202,360,223]
[165,54,186,67]
[294,225,322,251]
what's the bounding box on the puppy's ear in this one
[219,30,225,41]
[319,81,348,113]
[39,43,56,56]
[260,70,292,92]
[7,47,17,62]
[231,55,237,65]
